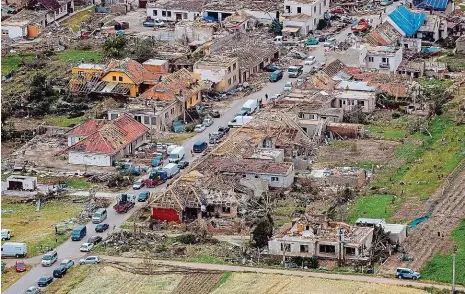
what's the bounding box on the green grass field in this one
[1,55,35,74]
[349,116,465,222]
[43,115,87,127]
[60,7,94,32]
[421,220,465,286]
[348,194,395,223]
[1,201,83,257]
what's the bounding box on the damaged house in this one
[146,0,203,22]
[283,0,329,36]
[268,214,374,262]
[63,114,149,167]
[193,55,240,92]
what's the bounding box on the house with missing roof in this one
[283,0,329,36]
[28,0,74,24]
[193,55,240,92]
[64,114,149,166]
[140,68,204,109]
[413,0,455,14]
[146,0,203,22]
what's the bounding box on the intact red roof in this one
[105,58,160,85]
[65,114,148,155]
[66,119,107,137]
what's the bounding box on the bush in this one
[391,112,402,119]
[174,234,197,244]
[184,124,195,132]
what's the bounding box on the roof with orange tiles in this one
[140,68,203,99]
[105,58,160,85]
[66,119,107,137]
[65,114,149,155]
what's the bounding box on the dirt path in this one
[381,162,465,272]
[100,255,465,291]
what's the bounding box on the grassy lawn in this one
[162,133,196,145]
[43,115,87,127]
[65,177,93,189]
[55,49,103,63]
[181,255,225,264]
[1,200,83,257]
[421,219,465,286]
[43,265,93,294]
[439,54,465,72]
[61,7,94,32]
[349,115,465,222]
[367,125,407,140]
[348,194,395,223]
[1,265,32,291]
[418,78,454,88]
[1,55,35,74]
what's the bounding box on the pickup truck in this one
[143,171,168,188]
[113,194,136,213]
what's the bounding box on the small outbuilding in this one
[6,175,38,191]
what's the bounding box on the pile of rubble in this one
[79,197,112,219]
[104,230,167,254]
[88,174,134,188]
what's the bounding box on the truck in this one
[168,146,186,163]
[241,99,259,114]
[71,225,87,241]
[351,19,369,33]
[1,242,27,258]
[162,163,180,178]
[287,65,303,78]
[143,171,168,187]
[228,116,253,128]
[113,194,136,213]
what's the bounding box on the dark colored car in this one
[87,236,103,245]
[95,223,109,233]
[269,70,283,82]
[15,260,26,272]
[210,110,221,118]
[177,161,189,169]
[317,35,327,42]
[53,266,67,278]
[138,191,150,202]
[263,64,280,72]
[218,126,230,136]
[37,276,53,287]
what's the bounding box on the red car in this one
[331,8,345,14]
[15,260,26,272]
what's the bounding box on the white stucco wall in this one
[146,8,200,22]
[244,9,275,25]
[67,135,83,147]
[69,152,112,167]
[244,167,295,188]
[365,47,403,73]
[2,26,26,39]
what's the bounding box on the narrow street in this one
[4,5,402,293]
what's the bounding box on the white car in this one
[132,179,143,190]
[194,124,206,133]
[304,56,316,65]
[79,243,94,252]
[270,93,281,101]
[283,81,293,91]
[79,256,100,265]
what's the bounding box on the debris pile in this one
[104,230,166,254]
[79,198,112,219]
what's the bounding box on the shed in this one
[382,223,408,244]
[6,175,38,191]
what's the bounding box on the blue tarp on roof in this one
[416,0,448,11]
[388,6,426,37]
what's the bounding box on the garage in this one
[6,176,38,191]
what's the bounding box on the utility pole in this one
[452,245,457,293]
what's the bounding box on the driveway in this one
[4,5,400,294]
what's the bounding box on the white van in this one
[241,99,259,114]
[166,144,178,155]
[1,242,27,258]
[92,208,107,224]
[168,146,186,163]
[228,116,253,128]
[162,163,180,178]
[1,229,14,240]
[41,249,58,266]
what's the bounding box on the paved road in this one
[102,255,465,292]
[4,5,401,293]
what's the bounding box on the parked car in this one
[194,124,206,133]
[218,126,230,136]
[270,93,281,101]
[193,141,208,153]
[317,35,327,42]
[177,161,189,169]
[15,260,26,272]
[37,276,53,287]
[143,18,165,27]
[95,223,109,233]
[25,286,41,294]
[210,110,221,118]
[235,109,249,117]
[132,179,144,190]
[60,259,74,270]
[151,156,163,167]
[304,56,316,65]
[87,236,103,245]
[269,70,283,82]
[395,268,420,280]
[79,242,94,252]
[283,81,293,91]
[202,117,214,127]
[52,266,67,278]
[138,191,150,202]
[324,37,337,47]
[263,64,280,72]
[79,256,100,265]
[304,38,319,46]
[41,250,58,267]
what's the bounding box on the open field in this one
[1,200,83,257]
[42,264,431,294]
[1,55,35,74]
[61,7,94,32]
[1,265,32,292]
[43,115,88,128]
